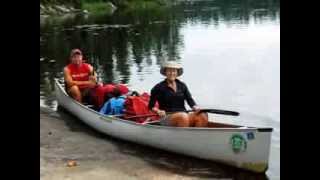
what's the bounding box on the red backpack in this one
[90,84,129,109]
[123,92,160,123]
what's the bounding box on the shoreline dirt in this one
[40,107,267,180]
[40,107,179,179]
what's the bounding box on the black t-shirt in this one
[148,79,196,112]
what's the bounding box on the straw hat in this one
[160,61,183,76]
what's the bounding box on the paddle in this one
[90,67,98,85]
[185,109,239,116]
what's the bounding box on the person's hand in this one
[192,105,201,114]
[157,110,166,117]
[88,80,97,87]
[152,107,166,117]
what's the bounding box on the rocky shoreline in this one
[40,3,87,17]
[40,0,170,17]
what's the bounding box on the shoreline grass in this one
[82,2,115,15]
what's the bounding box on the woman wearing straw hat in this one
[148,61,208,127]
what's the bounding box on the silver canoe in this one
[54,79,273,173]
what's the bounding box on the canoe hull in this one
[55,79,272,173]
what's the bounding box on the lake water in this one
[40,0,280,179]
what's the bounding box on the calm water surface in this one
[40,0,279,179]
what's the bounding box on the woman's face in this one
[71,54,83,65]
[165,68,178,81]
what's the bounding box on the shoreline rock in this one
[40,3,85,16]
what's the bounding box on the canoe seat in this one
[145,121,161,125]
[82,103,95,109]
[86,105,95,109]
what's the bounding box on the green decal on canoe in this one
[230,134,247,153]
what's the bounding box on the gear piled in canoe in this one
[88,84,158,123]
[89,84,129,110]
[123,92,160,123]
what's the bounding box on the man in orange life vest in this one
[64,49,97,103]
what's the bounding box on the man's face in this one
[71,54,83,65]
